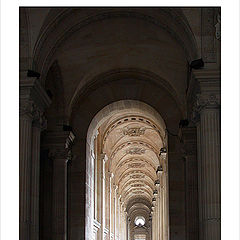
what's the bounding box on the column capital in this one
[20,77,51,115]
[20,77,51,131]
[43,130,75,161]
[188,69,220,123]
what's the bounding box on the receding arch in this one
[85,100,169,240]
[33,8,198,82]
[87,100,166,146]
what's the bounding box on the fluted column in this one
[30,117,46,240]
[20,110,32,240]
[149,215,152,240]
[47,131,75,240]
[109,173,114,239]
[191,70,221,240]
[200,106,220,240]
[20,77,51,240]
[113,185,118,239]
[155,173,162,240]
[101,153,107,240]
[156,157,168,240]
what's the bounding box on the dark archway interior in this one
[20,7,220,240]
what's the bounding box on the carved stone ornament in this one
[122,127,146,136]
[20,99,47,130]
[132,190,144,194]
[131,184,144,188]
[192,93,220,119]
[130,174,145,179]
[126,147,146,155]
[128,163,145,168]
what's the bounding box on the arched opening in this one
[86,100,169,240]
[19,7,221,240]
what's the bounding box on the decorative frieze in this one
[126,147,146,155]
[128,163,145,168]
[130,174,145,179]
[122,127,146,136]
[189,69,220,123]
[131,183,144,188]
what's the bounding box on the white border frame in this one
[1,1,239,240]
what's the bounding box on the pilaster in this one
[19,77,51,240]
[44,130,75,240]
[188,69,221,240]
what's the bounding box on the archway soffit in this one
[33,8,198,81]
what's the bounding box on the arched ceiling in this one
[100,106,164,223]
[22,8,199,122]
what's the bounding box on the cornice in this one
[187,68,221,122]
[41,130,75,150]
[20,77,51,111]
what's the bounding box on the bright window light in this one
[134,216,145,226]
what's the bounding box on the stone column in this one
[181,127,199,240]
[155,173,162,240]
[192,70,220,240]
[101,153,108,240]
[105,171,111,240]
[46,131,75,240]
[149,215,152,240]
[200,106,220,240]
[20,77,51,240]
[20,107,32,240]
[113,185,118,240]
[156,147,169,240]
[30,116,47,240]
[110,174,114,240]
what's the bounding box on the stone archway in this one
[86,100,169,240]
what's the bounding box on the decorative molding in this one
[20,77,51,131]
[20,77,51,113]
[126,147,146,155]
[43,131,75,161]
[130,174,145,179]
[116,158,155,172]
[128,162,145,168]
[111,140,158,159]
[131,184,144,188]
[103,114,162,144]
[195,93,220,110]
[132,190,144,194]
[122,127,146,137]
[187,69,220,123]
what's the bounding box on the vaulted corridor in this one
[86,101,169,240]
[19,7,221,240]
